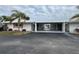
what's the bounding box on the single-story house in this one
[2,18,79,33]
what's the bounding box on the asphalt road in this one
[0,33,79,54]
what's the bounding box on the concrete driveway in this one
[0,33,79,54]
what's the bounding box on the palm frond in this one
[71,14,79,19]
[1,16,12,21]
[12,10,18,12]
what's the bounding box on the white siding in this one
[7,24,13,29]
[62,23,65,32]
[23,23,32,31]
[69,23,79,33]
[7,24,19,31]
[7,23,32,31]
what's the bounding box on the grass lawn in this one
[0,31,31,36]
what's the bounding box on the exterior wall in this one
[7,22,66,33]
[7,24,22,31]
[65,23,69,32]
[6,22,79,33]
[35,23,37,32]
[23,23,32,31]
[69,23,79,33]
[7,24,14,30]
[7,23,32,31]
[62,23,65,32]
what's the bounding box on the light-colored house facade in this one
[3,18,79,34]
[68,18,79,33]
[3,18,33,32]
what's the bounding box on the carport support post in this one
[35,23,37,32]
[63,22,65,32]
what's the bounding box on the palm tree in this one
[11,10,30,31]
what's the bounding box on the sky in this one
[0,5,79,22]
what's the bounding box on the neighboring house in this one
[2,18,79,33]
[68,18,79,33]
[0,22,3,28]
[0,21,4,31]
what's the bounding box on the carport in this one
[34,22,66,33]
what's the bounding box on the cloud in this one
[0,5,78,21]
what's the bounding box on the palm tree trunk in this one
[18,18,20,31]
